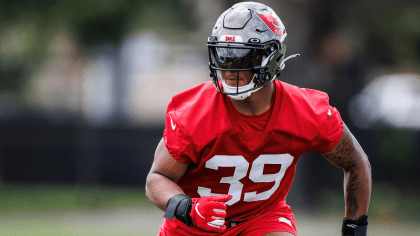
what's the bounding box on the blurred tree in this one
[362,2,420,69]
[0,0,196,92]
[377,129,420,184]
[0,0,198,186]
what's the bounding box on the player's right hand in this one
[189,195,232,232]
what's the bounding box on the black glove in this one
[164,194,193,226]
[163,194,231,232]
[342,215,368,236]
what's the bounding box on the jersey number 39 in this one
[197,154,294,206]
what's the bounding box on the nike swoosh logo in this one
[279,217,292,227]
[169,114,176,130]
[195,203,205,219]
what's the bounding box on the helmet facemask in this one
[208,38,285,100]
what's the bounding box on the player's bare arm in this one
[146,138,189,212]
[322,122,372,234]
[146,138,231,232]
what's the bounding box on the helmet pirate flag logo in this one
[258,14,285,36]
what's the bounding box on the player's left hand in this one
[189,195,232,232]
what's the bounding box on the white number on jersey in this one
[197,154,294,205]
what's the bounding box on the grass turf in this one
[1,184,419,236]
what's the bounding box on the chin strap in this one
[221,75,261,100]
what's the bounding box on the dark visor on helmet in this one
[209,47,263,71]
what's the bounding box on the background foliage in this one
[0,0,420,235]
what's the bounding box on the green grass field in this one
[0,184,419,236]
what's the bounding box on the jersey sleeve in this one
[311,106,344,153]
[163,100,194,164]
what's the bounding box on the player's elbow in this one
[350,154,372,193]
[359,152,371,176]
[346,152,371,180]
[365,156,372,180]
[145,172,156,202]
[145,171,166,202]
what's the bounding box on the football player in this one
[146,2,371,236]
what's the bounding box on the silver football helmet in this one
[208,1,299,100]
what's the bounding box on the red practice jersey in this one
[163,80,343,222]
